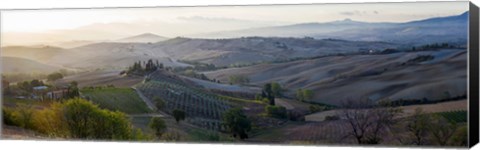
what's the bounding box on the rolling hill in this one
[46,37,396,69]
[1,56,63,74]
[1,46,70,63]
[194,12,468,46]
[116,33,168,43]
[204,49,467,106]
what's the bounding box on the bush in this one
[2,107,17,126]
[14,98,148,140]
[172,109,186,123]
[325,115,340,121]
[149,117,167,138]
[222,108,251,139]
[309,105,326,113]
[450,125,467,146]
[265,105,287,119]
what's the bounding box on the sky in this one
[1,1,469,45]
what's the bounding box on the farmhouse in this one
[46,89,69,100]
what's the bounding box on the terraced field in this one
[81,88,152,114]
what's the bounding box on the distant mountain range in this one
[115,33,169,43]
[193,11,468,46]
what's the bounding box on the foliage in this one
[296,89,314,101]
[161,130,183,141]
[309,105,327,113]
[261,83,275,105]
[66,81,80,99]
[61,99,134,139]
[435,110,467,123]
[271,82,283,97]
[450,125,468,146]
[406,55,435,64]
[149,117,167,138]
[228,75,250,85]
[428,115,458,146]
[172,109,186,123]
[47,72,64,81]
[222,108,251,139]
[2,107,18,126]
[265,105,287,119]
[154,97,166,110]
[6,98,149,140]
[324,115,340,121]
[403,108,431,145]
[126,59,162,76]
[341,99,403,144]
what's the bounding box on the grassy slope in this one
[81,88,152,114]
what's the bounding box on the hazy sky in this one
[1,1,468,45]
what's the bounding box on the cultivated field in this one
[305,100,467,121]
[56,70,143,88]
[81,87,152,114]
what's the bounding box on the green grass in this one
[435,110,467,123]
[81,88,152,114]
[187,128,234,142]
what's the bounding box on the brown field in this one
[55,70,143,88]
[305,100,467,121]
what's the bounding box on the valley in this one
[1,10,470,147]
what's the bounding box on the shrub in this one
[2,107,17,126]
[29,98,145,140]
[222,108,251,139]
[149,117,167,138]
[325,115,340,121]
[265,105,287,119]
[309,105,326,113]
[172,109,186,123]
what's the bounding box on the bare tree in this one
[400,108,431,145]
[429,115,458,146]
[341,99,402,144]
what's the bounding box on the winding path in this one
[131,86,158,111]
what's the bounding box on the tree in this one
[61,98,135,139]
[222,108,251,139]
[149,117,167,138]
[47,72,64,81]
[340,99,402,144]
[265,105,287,119]
[271,82,282,97]
[402,108,431,145]
[154,97,165,110]
[22,98,146,140]
[30,79,44,87]
[262,83,275,105]
[228,75,249,85]
[296,89,304,101]
[172,109,186,123]
[303,89,314,101]
[429,115,458,146]
[66,81,80,98]
[296,89,314,101]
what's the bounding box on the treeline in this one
[123,59,163,76]
[408,43,458,52]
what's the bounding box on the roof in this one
[33,86,48,90]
